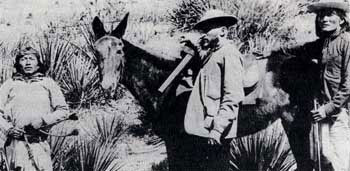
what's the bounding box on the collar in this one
[321,28,343,40]
[12,72,45,83]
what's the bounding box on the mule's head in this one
[92,13,129,96]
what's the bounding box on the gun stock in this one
[158,54,193,93]
[311,99,322,171]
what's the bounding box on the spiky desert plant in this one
[0,43,14,84]
[169,0,310,52]
[68,113,126,171]
[72,139,123,171]
[48,125,77,171]
[49,111,126,171]
[224,0,307,48]
[229,119,296,171]
[94,114,126,144]
[168,0,210,32]
[55,138,123,171]
[60,54,101,107]
[35,34,76,81]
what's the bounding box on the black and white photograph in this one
[0,0,348,170]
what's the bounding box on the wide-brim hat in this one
[308,0,350,13]
[193,9,238,33]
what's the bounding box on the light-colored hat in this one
[193,9,238,33]
[308,0,350,13]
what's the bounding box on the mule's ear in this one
[92,16,107,40]
[111,12,129,38]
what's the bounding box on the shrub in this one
[49,111,126,171]
[60,54,101,107]
[230,119,296,171]
[168,0,312,53]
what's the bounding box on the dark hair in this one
[315,9,350,38]
[14,47,47,74]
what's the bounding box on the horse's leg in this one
[163,136,178,171]
[282,111,313,171]
[165,132,211,171]
[161,91,200,171]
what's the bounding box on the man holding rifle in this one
[260,0,350,170]
[0,47,74,171]
[172,9,245,170]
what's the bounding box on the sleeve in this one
[0,80,14,131]
[211,50,245,135]
[41,78,69,126]
[324,39,350,116]
[278,40,319,59]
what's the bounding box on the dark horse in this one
[92,13,319,171]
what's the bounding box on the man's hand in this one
[68,113,78,121]
[6,127,24,139]
[180,36,198,58]
[30,117,43,129]
[208,130,221,145]
[311,105,327,122]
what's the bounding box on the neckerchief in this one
[12,72,44,83]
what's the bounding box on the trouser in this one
[318,108,350,171]
[5,139,52,171]
[282,111,313,171]
[166,132,231,171]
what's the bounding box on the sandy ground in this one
[107,91,168,171]
[119,140,167,171]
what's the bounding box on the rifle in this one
[311,99,322,171]
[158,51,194,93]
[0,113,79,171]
[0,148,9,171]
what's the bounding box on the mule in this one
[92,13,319,171]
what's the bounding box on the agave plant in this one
[72,138,123,171]
[94,114,126,145]
[168,0,210,32]
[35,34,76,81]
[48,124,76,171]
[0,44,14,85]
[60,54,101,107]
[169,0,310,53]
[49,111,127,171]
[229,119,296,171]
[68,113,126,171]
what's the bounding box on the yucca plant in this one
[168,0,210,32]
[49,111,127,171]
[48,125,76,171]
[0,44,14,85]
[230,119,296,171]
[60,54,101,107]
[169,0,310,52]
[71,113,126,171]
[35,34,76,81]
[94,114,126,145]
[70,138,123,171]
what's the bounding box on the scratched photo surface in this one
[0,0,348,171]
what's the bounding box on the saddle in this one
[242,55,261,105]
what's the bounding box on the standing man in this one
[0,47,70,171]
[180,9,245,170]
[262,0,350,170]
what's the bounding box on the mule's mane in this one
[122,40,179,70]
[120,39,180,114]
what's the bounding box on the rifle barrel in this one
[158,54,193,93]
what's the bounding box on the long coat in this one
[0,73,69,171]
[184,40,245,139]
